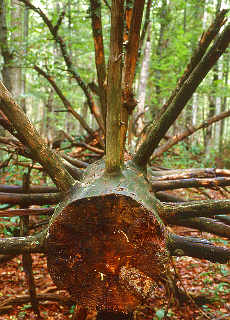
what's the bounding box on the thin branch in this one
[158,199,230,221]
[139,0,152,52]
[105,0,124,173]
[61,153,88,168]
[18,0,104,132]
[102,0,111,10]
[134,15,230,168]
[155,191,185,203]
[0,81,75,192]
[53,5,66,34]
[150,177,230,191]
[0,192,61,206]
[90,0,107,126]
[0,232,46,254]
[0,207,54,217]
[152,109,230,159]
[170,217,230,239]
[158,9,228,118]
[120,0,145,154]
[34,65,95,137]
[149,167,219,180]
[123,0,145,99]
[0,293,75,311]
[70,141,104,154]
[0,127,83,181]
[0,184,57,193]
[168,233,230,263]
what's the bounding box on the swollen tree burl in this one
[46,160,170,311]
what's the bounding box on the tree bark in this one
[105,0,124,173]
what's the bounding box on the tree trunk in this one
[10,0,23,99]
[46,159,170,313]
[136,25,152,136]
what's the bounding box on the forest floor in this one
[0,177,230,319]
[1,226,230,320]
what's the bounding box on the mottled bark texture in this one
[106,0,124,173]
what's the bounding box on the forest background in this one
[1,0,230,319]
[1,0,230,170]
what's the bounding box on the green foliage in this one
[154,308,174,319]
[69,304,76,314]
[1,216,20,237]
[161,141,214,169]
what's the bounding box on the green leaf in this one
[155,309,165,319]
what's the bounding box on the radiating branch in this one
[152,109,230,159]
[150,176,230,191]
[34,65,95,137]
[0,232,46,254]
[105,0,124,173]
[159,199,230,220]
[121,0,145,156]
[0,184,57,193]
[0,207,54,217]
[170,217,230,239]
[158,9,228,118]
[168,233,230,263]
[90,0,107,126]
[0,81,75,191]
[134,15,230,168]
[0,192,61,206]
[18,0,104,133]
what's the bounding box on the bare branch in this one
[90,0,107,126]
[159,199,230,221]
[34,65,95,137]
[158,9,228,118]
[18,0,104,132]
[0,232,46,254]
[105,0,124,173]
[0,207,54,217]
[150,177,230,191]
[152,109,230,159]
[168,233,230,263]
[120,0,145,154]
[134,17,230,168]
[139,0,152,52]
[0,184,57,193]
[53,6,66,34]
[0,192,61,206]
[0,82,75,191]
[149,167,219,180]
[170,217,230,239]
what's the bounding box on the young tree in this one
[1,1,230,319]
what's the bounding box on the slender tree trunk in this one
[154,0,169,113]
[219,53,229,153]
[136,25,152,136]
[0,0,14,91]
[205,65,218,157]
[10,0,23,100]
[21,4,29,112]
